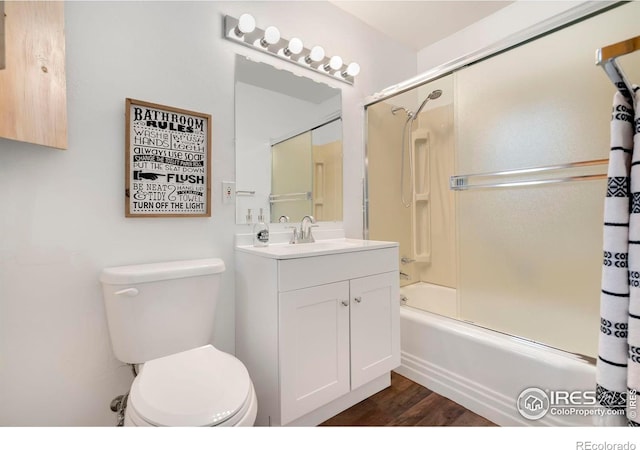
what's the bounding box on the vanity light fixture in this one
[224,14,359,85]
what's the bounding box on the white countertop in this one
[235,238,398,260]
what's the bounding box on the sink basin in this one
[236,238,397,259]
[264,240,360,255]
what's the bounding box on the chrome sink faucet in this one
[300,215,318,243]
[288,215,318,244]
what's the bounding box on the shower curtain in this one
[597,90,640,426]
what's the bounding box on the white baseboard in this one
[397,350,579,427]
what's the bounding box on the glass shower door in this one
[452,4,640,358]
[455,181,605,357]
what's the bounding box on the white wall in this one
[0,1,415,426]
[417,1,594,73]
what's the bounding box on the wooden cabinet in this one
[0,1,67,149]
[236,243,399,426]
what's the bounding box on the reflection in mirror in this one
[271,117,343,223]
[234,56,342,224]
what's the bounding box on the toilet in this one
[100,258,257,427]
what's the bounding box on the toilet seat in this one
[127,345,254,426]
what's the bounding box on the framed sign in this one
[125,98,211,217]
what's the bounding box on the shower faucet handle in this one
[401,257,415,264]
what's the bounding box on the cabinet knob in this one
[341,300,349,307]
[354,296,362,303]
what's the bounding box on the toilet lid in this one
[129,345,251,426]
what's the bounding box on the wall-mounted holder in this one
[224,14,360,86]
[596,34,640,110]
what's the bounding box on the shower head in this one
[391,89,443,118]
[429,89,443,100]
[413,89,443,118]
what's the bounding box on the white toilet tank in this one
[100,258,225,364]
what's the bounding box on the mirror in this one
[234,56,343,224]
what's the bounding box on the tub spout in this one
[400,271,410,280]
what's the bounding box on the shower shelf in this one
[412,129,431,264]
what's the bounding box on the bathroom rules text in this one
[125,99,211,217]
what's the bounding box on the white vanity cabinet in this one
[235,240,399,426]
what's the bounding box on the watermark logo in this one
[516,387,633,421]
[576,442,636,450]
[517,387,550,420]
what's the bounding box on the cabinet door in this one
[279,281,350,424]
[0,2,67,149]
[350,272,400,389]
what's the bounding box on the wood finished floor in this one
[320,372,496,427]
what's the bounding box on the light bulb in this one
[325,55,343,72]
[306,45,325,64]
[235,13,256,36]
[343,62,361,77]
[280,37,304,57]
[287,37,303,55]
[259,26,280,47]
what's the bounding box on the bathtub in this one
[397,282,596,426]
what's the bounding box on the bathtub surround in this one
[597,91,640,426]
[366,90,456,291]
[401,282,456,318]
[412,101,455,289]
